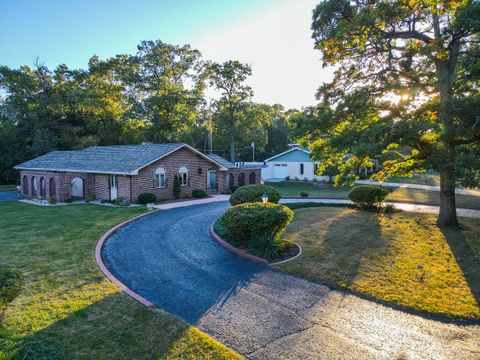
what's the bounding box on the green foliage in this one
[64,197,72,204]
[300,191,309,198]
[48,197,57,205]
[226,186,238,194]
[247,233,285,259]
[229,184,281,206]
[0,267,22,311]
[137,193,157,204]
[295,0,480,226]
[219,202,293,246]
[383,204,397,214]
[348,186,389,210]
[192,189,208,198]
[173,175,181,200]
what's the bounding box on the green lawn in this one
[0,203,240,360]
[0,185,17,191]
[267,181,480,210]
[275,207,480,319]
[387,172,440,186]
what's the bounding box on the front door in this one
[110,175,118,200]
[207,171,217,191]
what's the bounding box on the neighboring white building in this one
[263,146,330,181]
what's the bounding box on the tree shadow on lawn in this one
[319,210,387,289]
[11,292,235,360]
[441,224,480,312]
[281,208,385,289]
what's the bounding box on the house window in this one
[300,163,304,175]
[314,163,318,174]
[154,167,166,188]
[179,166,188,186]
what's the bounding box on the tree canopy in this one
[0,40,295,183]
[293,0,480,227]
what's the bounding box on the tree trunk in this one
[230,138,235,164]
[437,167,459,228]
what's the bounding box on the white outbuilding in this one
[263,145,330,181]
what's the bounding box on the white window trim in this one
[179,167,188,187]
[154,167,166,188]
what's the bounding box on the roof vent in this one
[288,142,300,148]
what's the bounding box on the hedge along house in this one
[263,144,330,182]
[15,143,261,203]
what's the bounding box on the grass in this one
[387,172,440,186]
[275,207,480,319]
[0,202,240,359]
[267,181,480,210]
[0,185,17,191]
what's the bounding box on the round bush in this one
[137,192,157,205]
[220,202,293,246]
[229,184,281,206]
[348,185,389,209]
[192,189,208,198]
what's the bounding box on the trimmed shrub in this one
[348,185,389,210]
[226,186,239,194]
[384,203,397,214]
[229,184,281,206]
[300,191,309,198]
[64,197,72,203]
[48,197,57,205]
[173,175,181,199]
[247,233,285,258]
[192,189,208,198]
[137,193,157,205]
[220,202,293,246]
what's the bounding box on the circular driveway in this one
[0,190,21,202]
[102,202,480,360]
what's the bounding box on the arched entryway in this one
[40,177,46,197]
[22,175,28,195]
[249,172,256,185]
[31,176,38,197]
[49,178,56,198]
[238,173,245,187]
[226,173,234,190]
[70,177,84,199]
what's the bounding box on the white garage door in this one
[273,164,288,179]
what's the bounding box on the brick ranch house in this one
[14,143,261,203]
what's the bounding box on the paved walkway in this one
[102,202,479,360]
[355,179,480,197]
[280,198,480,219]
[0,190,22,202]
[153,195,230,210]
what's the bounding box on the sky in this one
[0,0,333,109]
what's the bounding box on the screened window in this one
[300,163,304,175]
[179,167,188,186]
[154,167,166,188]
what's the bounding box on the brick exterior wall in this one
[131,147,224,202]
[19,147,262,203]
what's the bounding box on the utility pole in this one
[208,116,213,154]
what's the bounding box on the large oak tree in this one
[299,0,480,227]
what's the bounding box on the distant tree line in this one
[0,40,297,183]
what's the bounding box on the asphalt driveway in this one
[0,190,21,202]
[102,202,480,360]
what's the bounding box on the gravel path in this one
[102,202,480,360]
